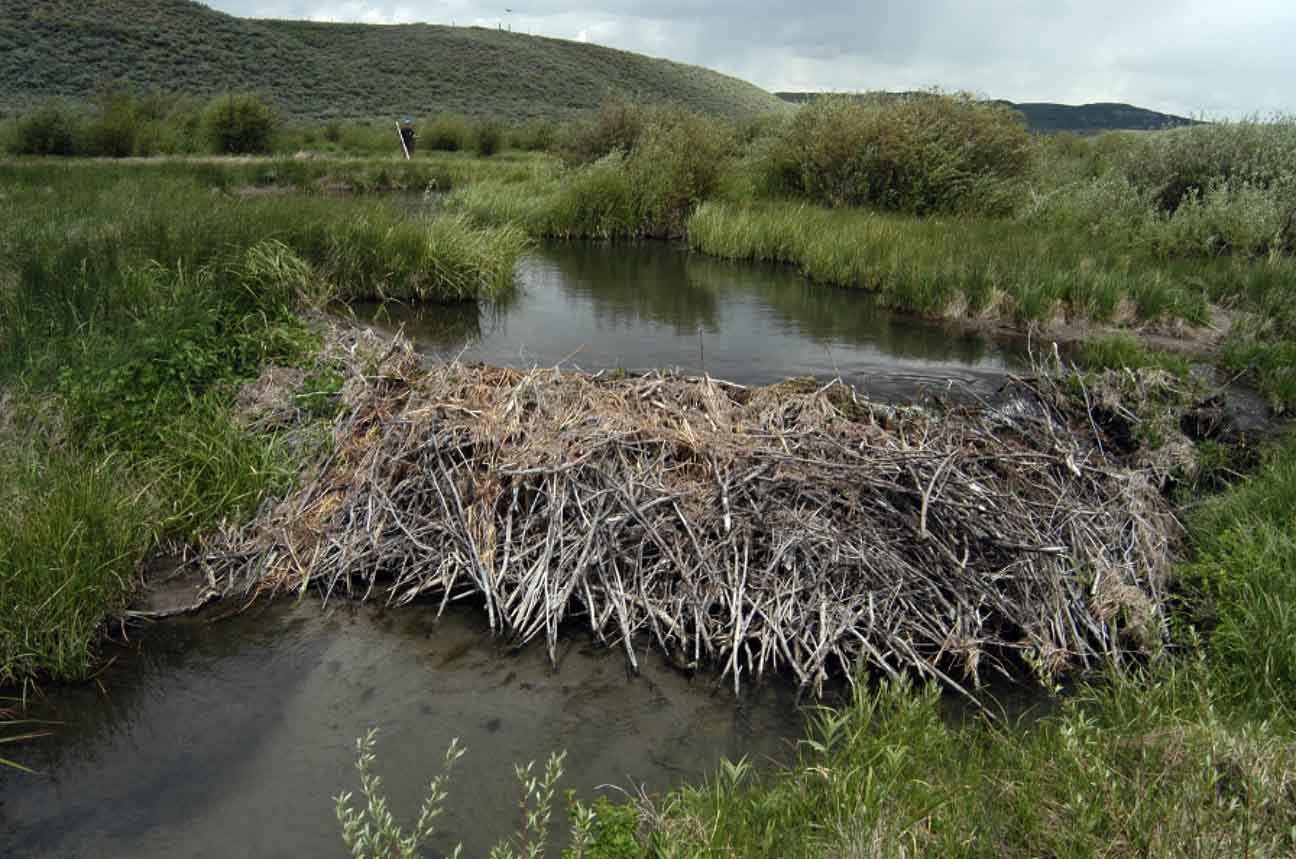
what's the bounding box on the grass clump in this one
[0,435,145,685]
[1077,334,1192,377]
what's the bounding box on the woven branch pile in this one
[200,331,1180,696]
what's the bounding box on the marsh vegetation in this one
[4,92,1296,858]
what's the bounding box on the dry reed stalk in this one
[192,327,1181,696]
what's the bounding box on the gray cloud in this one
[207,0,1296,117]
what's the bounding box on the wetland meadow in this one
[4,92,1296,856]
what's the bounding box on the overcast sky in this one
[205,1,1295,118]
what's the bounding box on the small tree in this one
[474,119,506,157]
[204,92,278,154]
[10,100,78,156]
[90,80,140,157]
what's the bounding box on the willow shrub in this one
[204,92,278,154]
[555,96,650,166]
[761,93,1036,216]
[423,113,472,152]
[1117,117,1296,211]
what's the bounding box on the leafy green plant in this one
[565,797,643,859]
[491,751,568,859]
[8,99,78,155]
[474,119,506,157]
[204,92,279,154]
[336,728,466,859]
[336,731,574,859]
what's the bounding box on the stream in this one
[351,239,1028,400]
[3,239,1041,857]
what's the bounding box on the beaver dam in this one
[190,326,1187,697]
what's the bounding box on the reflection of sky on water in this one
[356,241,1028,401]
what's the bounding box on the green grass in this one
[0,0,786,121]
[1075,334,1193,377]
[0,160,528,683]
[688,200,1230,324]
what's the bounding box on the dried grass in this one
[193,327,1181,695]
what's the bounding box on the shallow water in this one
[1,237,1036,857]
[352,241,1028,401]
[0,601,803,858]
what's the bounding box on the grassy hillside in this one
[776,91,1197,134]
[0,0,786,120]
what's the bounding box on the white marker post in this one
[396,122,411,160]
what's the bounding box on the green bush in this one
[763,92,1036,216]
[625,107,734,236]
[88,80,140,157]
[556,97,648,166]
[472,118,505,157]
[1118,118,1296,212]
[204,92,279,154]
[481,107,733,239]
[423,113,470,151]
[9,100,79,156]
[509,118,558,151]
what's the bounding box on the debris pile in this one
[195,330,1180,695]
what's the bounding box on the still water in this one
[0,602,803,857]
[353,241,1026,401]
[1,241,1027,857]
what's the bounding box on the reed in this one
[686,200,1221,324]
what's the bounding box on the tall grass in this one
[632,673,1296,857]
[1180,431,1296,718]
[686,200,1229,324]
[0,161,528,682]
[0,434,146,684]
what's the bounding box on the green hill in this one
[1008,101,1198,133]
[775,92,1198,134]
[0,0,786,120]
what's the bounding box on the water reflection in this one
[0,602,803,859]
[355,241,1026,399]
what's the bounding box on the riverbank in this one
[0,161,526,684]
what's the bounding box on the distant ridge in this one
[775,92,1199,134]
[0,0,786,120]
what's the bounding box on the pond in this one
[2,239,1032,858]
[0,601,804,857]
[352,240,1028,401]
